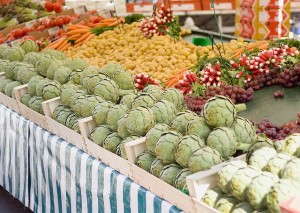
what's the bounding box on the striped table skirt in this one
[0,104,182,213]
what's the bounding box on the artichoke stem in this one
[237,143,251,152]
[235,103,246,113]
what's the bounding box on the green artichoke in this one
[80,95,103,117]
[117,114,130,139]
[46,60,64,80]
[159,164,182,186]
[248,147,277,170]
[43,49,67,60]
[90,125,112,146]
[170,111,197,135]
[83,73,108,94]
[65,113,79,129]
[188,146,223,173]
[65,58,88,71]
[202,187,224,207]
[150,158,167,178]
[174,168,192,191]
[5,81,21,97]
[280,133,300,156]
[217,160,247,194]
[246,136,275,162]
[145,124,170,154]
[202,95,246,128]
[53,66,72,84]
[80,66,102,84]
[36,79,50,97]
[101,62,124,78]
[155,130,183,164]
[69,90,87,109]
[264,153,293,176]
[230,166,261,201]
[120,94,137,109]
[56,108,74,125]
[92,101,114,125]
[215,195,240,213]
[175,134,205,168]
[151,100,177,125]
[28,96,44,114]
[72,96,86,116]
[36,55,56,77]
[232,116,256,150]
[231,202,254,213]
[0,79,12,93]
[21,93,32,107]
[247,172,279,210]
[60,84,81,107]
[52,105,67,120]
[161,88,184,109]
[117,136,140,159]
[68,68,83,85]
[94,78,119,103]
[23,52,42,65]
[132,93,156,109]
[281,158,300,182]
[186,116,211,140]
[42,80,61,100]
[106,104,129,131]
[112,70,134,90]
[27,76,44,96]
[135,151,156,172]
[103,132,122,153]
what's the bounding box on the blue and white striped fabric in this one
[0,105,182,213]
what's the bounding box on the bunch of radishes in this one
[138,3,174,37]
[134,74,159,90]
[199,61,222,87]
[174,72,199,94]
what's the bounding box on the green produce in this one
[43,49,67,60]
[36,79,50,97]
[145,124,170,154]
[217,160,247,194]
[161,88,184,109]
[0,59,10,72]
[68,68,83,84]
[56,108,73,125]
[132,93,156,108]
[215,195,239,213]
[112,70,134,90]
[175,134,205,168]
[92,101,114,125]
[135,151,156,172]
[264,153,293,176]
[0,44,10,58]
[17,66,37,84]
[46,60,65,80]
[159,164,182,186]
[80,96,103,117]
[18,40,39,53]
[21,93,32,106]
[143,85,162,100]
[101,62,124,78]
[80,66,102,83]
[231,202,254,213]
[53,66,72,84]
[42,80,61,100]
[103,132,122,153]
[202,187,224,207]
[207,127,237,160]
[83,73,108,93]
[69,90,87,109]
[52,105,67,120]
[117,136,140,159]
[188,146,223,173]
[65,58,88,71]
[90,125,112,146]
[281,158,300,182]
[246,136,275,162]
[230,166,261,201]
[106,104,129,131]
[36,55,56,77]
[27,76,44,96]
[5,61,21,79]
[126,107,156,136]
[117,114,130,139]
[171,111,197,135]
[65,113,79,129]
[3,46,25,62]
[150,158,167,177]
[93,78,119,103]
[279,133,300,155]
[155,130,183,164]
[5,81,21,97]
[60,84,81,106]
[231,117,256,150]
[246,172,279,210]
[202,95,246,128]
[248,147,277,170]
[28,96,44,114]
[0,79,12,93]
[23,52,42,65]
[120,94,137,109]
[186,116,211,140]
[151,100,177,125]
[71,118,81,133]
[174,168,192,191]
[267,179,300,213]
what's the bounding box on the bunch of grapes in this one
[184,95,205,115]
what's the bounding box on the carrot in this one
[68,34,81,40]
[75,32,91,44]
[83,34,95,44]
[100,18,117,24]
[60,43,71,51]
[74,40,84,48]
[67,28,89,35]
[94,23,109,27]
[107,21,119,27]
[166,78,180,88]
[57,40,68,51]
[45,37,66,50]
[67,24,89,29]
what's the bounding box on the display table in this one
[0,104,182,213]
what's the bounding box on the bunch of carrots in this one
[165,68,188,88]
[226,40,269,59]
[44,17,125,51]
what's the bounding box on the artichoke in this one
[230,166,261,201]
[90,125,113,146]
[231,202,254,213]
[202,95,246,128]
[65,58,88,71]
[155,130,183,164]
[112,69,134,90]
[175,134,205,168]
[150,158,167,178]
[188,146,223,173]
[36,79,50,97]
[215,195,240,213]
[80,96,103,118]
[60,84,81,107]
[143,85,163,100]
[120,94,137,109]
[247,172,279,210]
[53,66,72,84]
[145,124,170,154]
[21,93,32,106]
[106,104,129,131]
[28,96,44,114]
[65,113,79,129]
[174,168,192,191]
[69,90,87,109]
[202,187,224,207]
[279,133,300,156]
[42,80,61,100]
[126,107,156,136]
[132,93,156,108]
[207,127,237,160]
[36,55,56,77]
[248,147,277,170]
[159,164,182,186]
[161,88,184,109]
[23,52,42,65]
[101,62,124,78]
[27,76,44,96]
[186,116,211,140]
[5,81,21,97]
[264,153,293,176]
[0,79,12,93]
[56,108,73,125]
[217,160,247,194]
[80,66,102,83]
[83,73,108,94]
[246,136,275,162]
[73,96,86,116]
[117,136,140,159]
[92,101,114,125]
[281,158,300,182]
[170,111,197,135]
[94,78,119,103]
[135,151,156,172]
[46,60,64,80]
[117,114,130,139]
[43,49,67,60]
[232,116,256,150]
[103,132,122,153]
[267,179,300,213]
[151,100,177,125]
[52,105,67,120]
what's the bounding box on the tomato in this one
[37,25,46,31]
[53,3,62,13]
[0,38,6,44]
[22,27,31,35]
[32,22,40,29]
[89,16,97,24]
[54,17,64,27]
[47,19,55,28]
[63,15,71,24]
[44,1,53,12]
[13,29,23,38]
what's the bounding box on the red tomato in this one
[63,16,71,24]
[22,27,31,35]
[13,29,23,38]
[44,1,53,12]
[54,18,64,27]
[37,25,46,31]
[0,38,6,44]
[53,3,62,13]
[89,16,97,24]
[47,20,55,28]
[32,22,40,29]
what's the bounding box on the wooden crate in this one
[124,137,147,163]
[0,72,5,79]
[42,97,62,117]
[78,116,96,138]
[0,92,21,114]
[13,84,28,102]
[186,154,246,199]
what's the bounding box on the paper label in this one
[25,20,37,28]
[172,4,195,11]
[48,27,60,36]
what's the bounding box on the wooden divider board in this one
[0,72,5,79]
[0,92,21,115]
[42,97,62,117]
[78,116,96,138]
[124,137,147,163]
[13,84,28,102]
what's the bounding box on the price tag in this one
[74,5,86,14]
[48,27,60,36]
[39,17,49,22]
[25,20,37,28]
